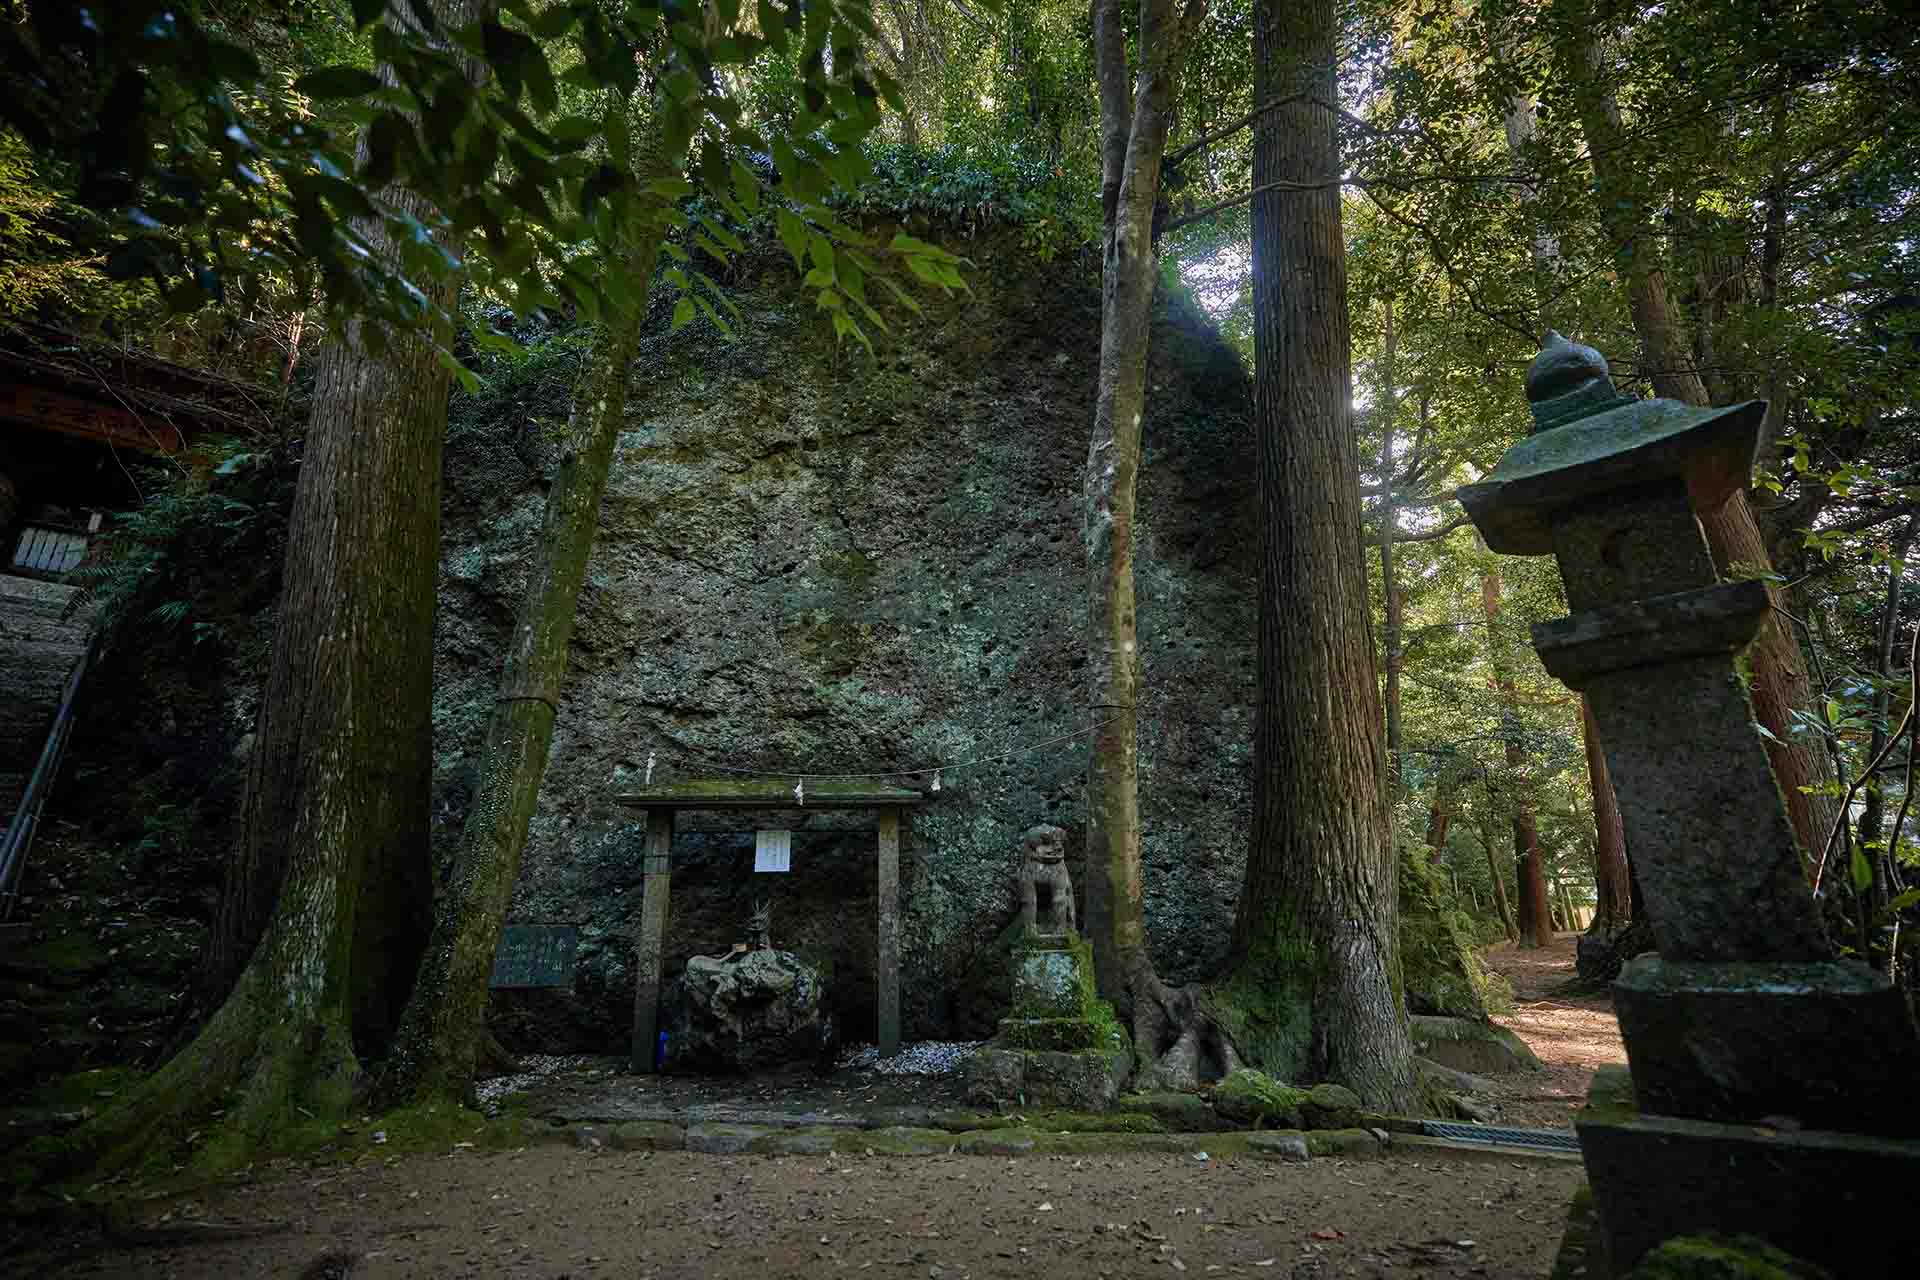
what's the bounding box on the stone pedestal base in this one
[1612,955,1920,1136]
[965,936,1128,1110]
[1576,1065,1920,1277]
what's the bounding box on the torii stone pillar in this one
[614,780,922,1072]
[1462,334,1920,1276]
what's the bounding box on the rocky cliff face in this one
[435,237,1258,1052]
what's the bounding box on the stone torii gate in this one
[614,780,922,1072]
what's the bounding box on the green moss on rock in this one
[1212,1069,1310,1129]
[997,1017,1105,1052]
[1118,1092,1222,1132]
[1400,850,1512,1018]
[1303,1083,1364,1129]
[1624,1235,1833,1279]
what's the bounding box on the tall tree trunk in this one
[385,253,674,1105]
[1554,11,1839,866]
[1083,0,1193,1004]
[1483,815,1518,941]
[1222,0,1416,1112]
[50,0,485,1172]
[1583,696,1631,932]
[1479,566,1550,947]
[198,0,486,1054]
[1378,298,1404,796]
[1425,777,1454,861]
[1856,516,1918,941]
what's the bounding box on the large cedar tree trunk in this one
[1554,12,1839,864]
[1218,0,1417,1112]
[198,0,488,1053]
[45,1,485,1176]
[1582,696,1631,931]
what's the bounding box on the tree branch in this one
[1363,512,1472,548]
[1165,93,1307,170]
[1162,176,1343,234]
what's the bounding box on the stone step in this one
[0,575,81,622]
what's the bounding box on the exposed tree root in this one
[1117,961,1245,1092]
[25,957,361,1187]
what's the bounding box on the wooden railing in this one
[0,632,94,921]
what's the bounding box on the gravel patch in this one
[836,1040,983,1076]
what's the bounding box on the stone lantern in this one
[1460,334,1920,1276]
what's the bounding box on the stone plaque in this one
[488,924,579,989]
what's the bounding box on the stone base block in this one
[1612,955,1920,1135]
[1010,943,1089,1019]
[964,1043,1129,1111]
[1577,1065,1920,1277]
[996,1016,1105,1052]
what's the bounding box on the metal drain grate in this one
[1420,1121,1584,1153]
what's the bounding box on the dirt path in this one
[1478,934,1625,1130]
[38,1145,1581,1279]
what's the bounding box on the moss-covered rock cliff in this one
[434,234,1260,1050]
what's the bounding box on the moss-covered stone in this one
[611,1120,687,1151]
[1118,1092,1221,1133]
[1303,1083,1363,1130]
[836,1126,953,1155]
[748,1125,842,1156]
[1624,1235,1833,1279]
[685,1123,771,1154]
[1304,1128,1385,1158]
[1009,944,1088,1019]
[1246,1130,1311,1161]
[1027,1130,1247,1157]
[1409,1014,1543,1074]
[931,1108,1161,1134]
[996,1016,1105,1051]
[1212,1069,1309,1129]
[955,1127,1039,1155]
[1399,849,1513,1018]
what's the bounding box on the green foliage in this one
[831,143,1089,246]
[0,0,917,355]
[68,439,292,654]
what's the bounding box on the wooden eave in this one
[0,325,269,455]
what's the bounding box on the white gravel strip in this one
[836,1040,983,1076]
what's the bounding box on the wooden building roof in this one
[0,324,269,455]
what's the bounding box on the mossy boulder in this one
[1303,1083,1364,1129]
[1410,1014,1542,1074]
[1399,849,1512,1018]
[1625,1235,1833,1279]
[838,1126,953,1155]
[1118,1091,1222,1132]
[1211,1069,1309,1129]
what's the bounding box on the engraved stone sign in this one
[488,924,580,989]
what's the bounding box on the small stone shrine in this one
[966,824,1130,1110]
[614,779,918,1071]
[1461,333,1920,1277]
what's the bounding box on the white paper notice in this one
[753,829,792,873]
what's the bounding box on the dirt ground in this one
[40,1146,1582,1279]
[18,939,1611,1278]
[1477,934,1625,1131]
